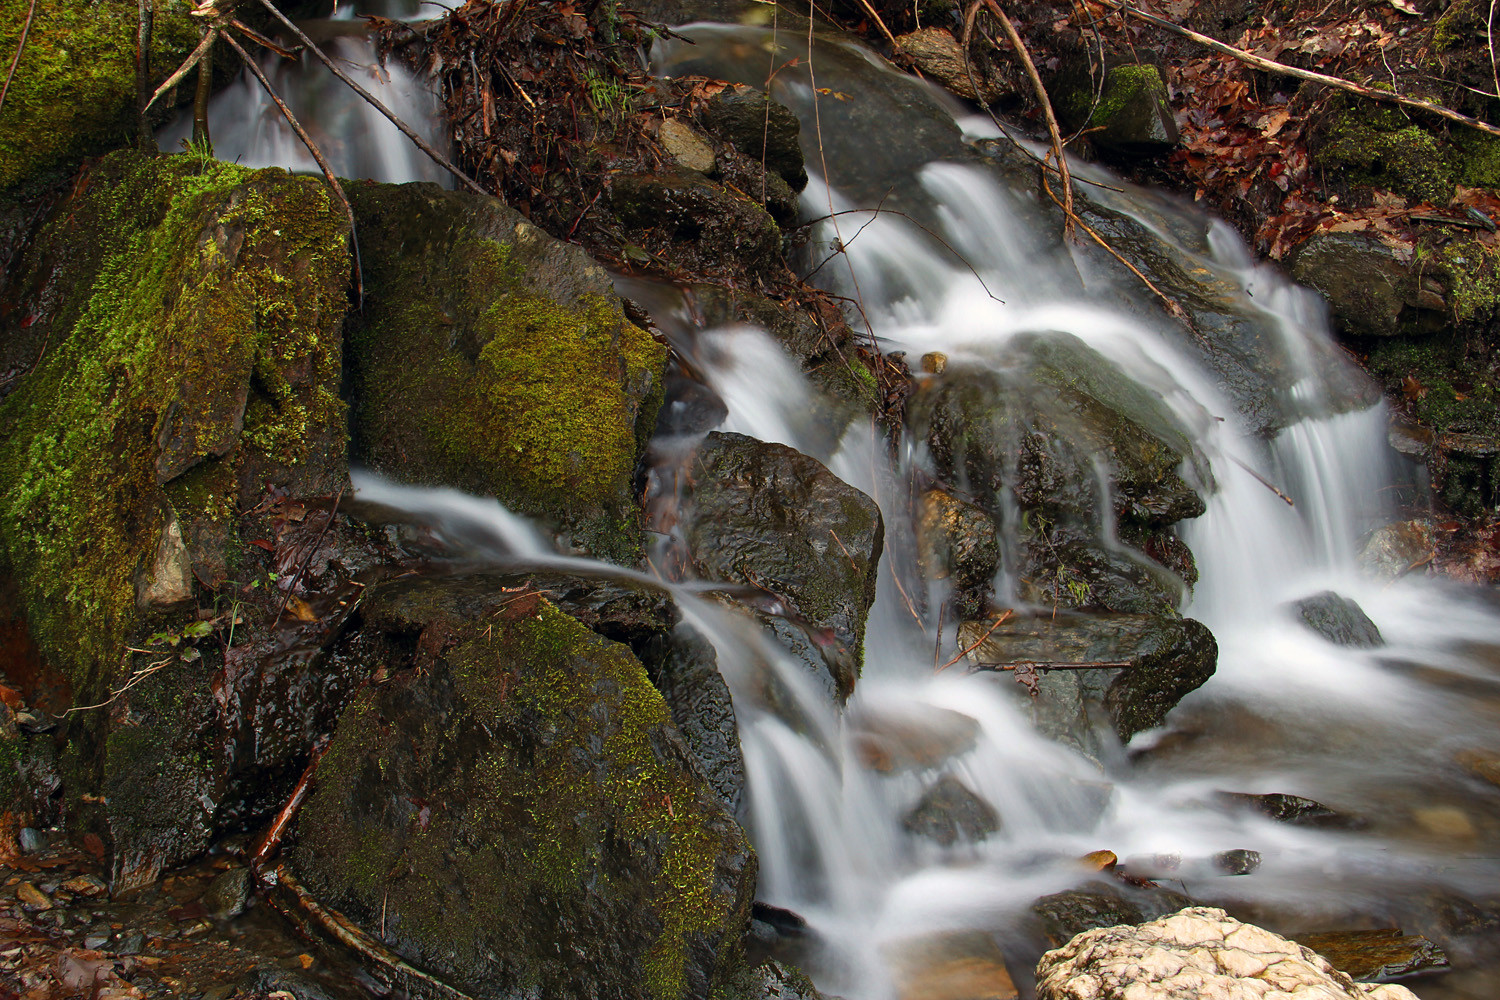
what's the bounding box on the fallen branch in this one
[254,0,487,195]
[220,28,364,302]
[939,609,1015,671]
[251,743,327,874]
[970,658,1132,671]
[1229,455,1295,507]
[137,0,154,147]
[269,865,476,1000]
[1115,1,1500,140]
[144,28,218,111]
[0,0,37,115]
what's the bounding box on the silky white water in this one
[197,10,1500,997]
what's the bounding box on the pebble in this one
[1213,849,1262,875]
[18,828,48,853]
[61,875,108,899]
[117,930,145,955]
[16,882,52,911]
[84,932,112,950]
[1413,806,1477,840]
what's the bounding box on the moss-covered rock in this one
[0,0,200,191]
[293,591,755,1000]
[0,150,351,702]
[345,182,665,565]
[1287,232,1447,338]
[1054,59,1179,157]
[1314,100,1455,206]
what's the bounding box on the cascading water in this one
[196,9,1500,997]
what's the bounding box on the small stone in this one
[16,882,51,911]
[1359,520,1435,581]
[921,352,948,375]
[1079,850,1117,871]
[61,875,108,899]
[1456,748,1500,788]
[17,828,48,853]
[84,932,111,949]
[117,929,145,954]
[1212,849,1261,875]
[658,118,717,174]
[902,775,1001,846]
[889,930,1018,1000]
[201,867,251,919]
[1215,791,1361,829]
[1413,806,1477,839]
[181,918,213,937]
[1291,592,1383,648]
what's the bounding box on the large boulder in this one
[1034,907,1420,1000]
[960,612,1217,747]
[0,1,199,190]
[1287,232,1446,339]
[345,182,667,564]
[293,588,756,1000]
[685,432,884,701]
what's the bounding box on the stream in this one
[183,7,1500,999]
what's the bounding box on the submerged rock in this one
[1035,907,1420,1000]
[1032,884,1146,946]
[1292,591,1384,648]
[293,595,755,1000]
[686,432,883,701]
[1214,791,1362,829]
[851,704,981,774]
[1360,520,1435,580]
[1294,929,1448,983]
[960,613,1217,745]
[888,930,1018,1000]
[902,775,1001,846]
[917,488,1000,620]
[346,182,666,564]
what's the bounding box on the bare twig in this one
[145,28,219,111]
[228,17,302,59]
[0,0,38,116]
[274,485,345,625]
[1229,455,1296,506]
[220,29,364,302]
[137,0,154,147]
[61,655,174,715]
[980,0,1075,235]
[939,609,1014,671]
[851,0,901,49]
[251,743,327,873]
[1115,1,1500,139]
[192,30,214,147]
[254,0,487,194]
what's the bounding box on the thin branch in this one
[980,0,1075,235]
[221,29,364,303]
[1229,455,1296,506]
[851,0,901,49]
[0,0,38,116]
[145,29,219,112]
[970,658,1131,671]
[254,0,488,195]
[939,609,1014,671]
[251,742,327,873]
[274,485,345,625]
[1115,1,1500,139]
[137,0,154,148]
[227,17,302,60]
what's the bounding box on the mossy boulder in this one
[685,432,884,701]
[0,150,351,701]
[292,589,756,1000]
[0,0,200,191]
[1314,100,1455,206]
[609,168,784,283]
[345,182,665,565]
[1288,232,1448,338]
[1055,58,1179,157]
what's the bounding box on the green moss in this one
[0,150,350,697]
[1434,0,1483,51]
[298,600,749,998]
[0,0,200,190]
[1316,101,1455,205]
[1423,238,1500,325]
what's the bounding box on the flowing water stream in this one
[192,8,1500,998]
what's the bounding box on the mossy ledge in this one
[345,182,666,565]
[0,150,351,700]
[0,0,199,191]
[293,595,755,1000]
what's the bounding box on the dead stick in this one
[1115,1,1500,140]
[1229,455,1295,507]
[274,484,345,625]
[145,28,218,111]
[251,743,327,872]
[939,609,1015,671]
[970,659,1132,671]
[981,0,1074,234]
[137,0,154,147]
[270,866,476,1000]
[254,0,487,194]
[0,0,37,115]
[221,29,364,303]
[852,0,901,50]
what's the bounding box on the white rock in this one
[1034,906,1420,1000]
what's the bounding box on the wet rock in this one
[0,3,198,189]
[202,867,252,920]
[1287,232,1445,339]
[1456,747,1500,788]
[293,597,754,1000]
[17,882,51,911]
[236,967,347,1000]
[135,511,195,609]
[726,959,826,1000]
[701,84,807,190]
[1054,59,1179,157]
[611,168,784,283]
[656,376,729,436]
[1212,849,1261,875]
[658,118,718,174]
[1292,591,1384,648]
[902,775,1001,846]
[1032,884,1152,946]
[1214,791,1361,829]
[959,613,1217,744]
[918,489,1000,619]
[894,28,1009,104]
[1035,907,1420,999]
[1412,805,1477,839]
[746,904,816,968]
[1295,929,1448,982]
[889,930,1018,1000]
[1360,520,1435,580]
[639,625,747,816]
[686,432,884,700]
[851,704,981,773]
[347,182,667,562]
[19,827,48,853]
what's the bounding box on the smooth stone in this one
[1412,805,1477,839]
[1359,520,1435,580]
[888,930,1018,1000]
[658,118,717,174]
[1291,591,1383,648]
[16,882,52,911]
[1296,929,1449,982]
[1455,748,1500,788]
[1212,849,1261,876]
[1214,791,1363,829]
[850,704,981,774]
[201,866,252,919]
[902,775,1001,846]
[1032,884,1146,946]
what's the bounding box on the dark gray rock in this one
[1032,884,1146,946]
[201,867,252,919]
[1214,791,1363,829]
[702,84,807,191]
[639,625,747,817]
[610,168,783,283]
[1292,591,1384,648]
[1288,231,1446,338]
[1055,59,1179,157]
[1211,849,1261,875]
[902,775,1001,846]
[686,432,884,701]
[960,612,1217,744]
